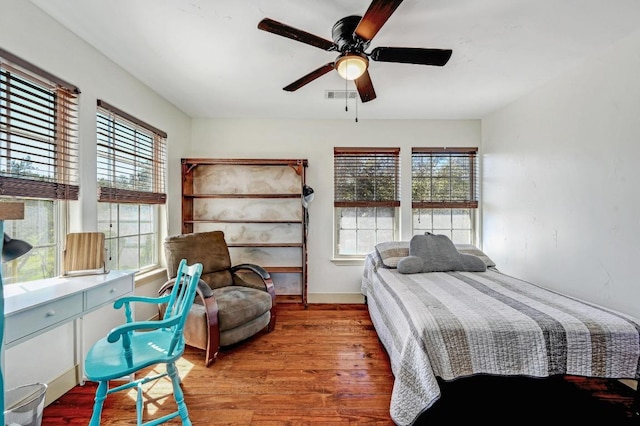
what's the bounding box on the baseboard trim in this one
[307,293,365,304]
[44,366,79,406]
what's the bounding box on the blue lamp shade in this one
[2,233,32,263]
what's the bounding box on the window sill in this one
[135,267,167,287]
[330,258,365,266]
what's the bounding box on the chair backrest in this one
[163,259,203,355]
[164,231,233,289]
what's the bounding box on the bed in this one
[361,235,640,425]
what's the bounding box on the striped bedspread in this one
[362,251,640,426]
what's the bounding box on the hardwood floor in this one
[42,304,639,425]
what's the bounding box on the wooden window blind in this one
[334,147,400,207]
[0,49,79,200]
[411,147,478,208]
[96,100,166,204]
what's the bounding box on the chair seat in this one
[85,329,184,382]
[214,286,272,331]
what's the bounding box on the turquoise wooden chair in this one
[85,259,203,426]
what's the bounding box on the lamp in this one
[335,53,368,80]
[302,185,315,209]
[2,233,32,263]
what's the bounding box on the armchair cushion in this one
[215,286,273,332]
[180,288,273,351]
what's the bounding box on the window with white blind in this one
[411,147,478,244]
[334,147,400,258]
[0,48,79,284]
[96,100,166,272]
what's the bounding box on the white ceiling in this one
[29,0,640,120]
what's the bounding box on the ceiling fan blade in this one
[283,63,335,92]
[258,18,336,51]
[354,0,404,42]
[354,70,377,103]
[371,47,452,66]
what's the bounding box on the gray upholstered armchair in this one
[159,230,276,366]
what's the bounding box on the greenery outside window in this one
[96,100,166,273]
[411,147,478,244]
[334,147,400,258]
[0,48,79,283]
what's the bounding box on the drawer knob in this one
[109,288,116,293]
[45,310,56,317]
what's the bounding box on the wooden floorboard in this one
[42,303,639,425]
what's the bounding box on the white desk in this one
[3,271,136,383]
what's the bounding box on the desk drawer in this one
[85,276,133,310]
[5,294,83,345]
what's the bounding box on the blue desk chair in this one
[85,259,203,426]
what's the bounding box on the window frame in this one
[333,147,400,260]
[1,48,78,283]
[96,100,166,273]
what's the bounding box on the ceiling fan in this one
[257,0,452,103]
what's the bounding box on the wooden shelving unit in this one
[181,158,309,306]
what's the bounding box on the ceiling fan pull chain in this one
[355,95,358,123]
[345,77,349,112]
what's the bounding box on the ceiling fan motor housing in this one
[332,15,369,53]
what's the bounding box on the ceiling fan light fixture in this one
[335,53,368,80]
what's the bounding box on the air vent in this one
[325,90,357,100]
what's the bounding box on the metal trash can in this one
[4,383,47,426]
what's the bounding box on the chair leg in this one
[167,362,192,426]
[136,381,144,425]
[89,380,108,426]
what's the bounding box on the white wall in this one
[482,28,640,319]
[189,119,480,300]
[1,0,191,396]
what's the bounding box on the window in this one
[411,147,478,244]
[0,48,79,284]
[96,100,166,273]
[334,147,400,258]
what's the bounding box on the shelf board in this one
[185,219,302,224]
[265,267,303,273]
[183,158,308,167]
[276,294,303,304]
[228,243,303,248]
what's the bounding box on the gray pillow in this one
[398,233,487,274]
[459,253,487,271]
[455,243,497,268]
[397,255,424,274]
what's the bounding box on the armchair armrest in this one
[230,263,271,281]
[230,263,276,332]
[230,263,274,293]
